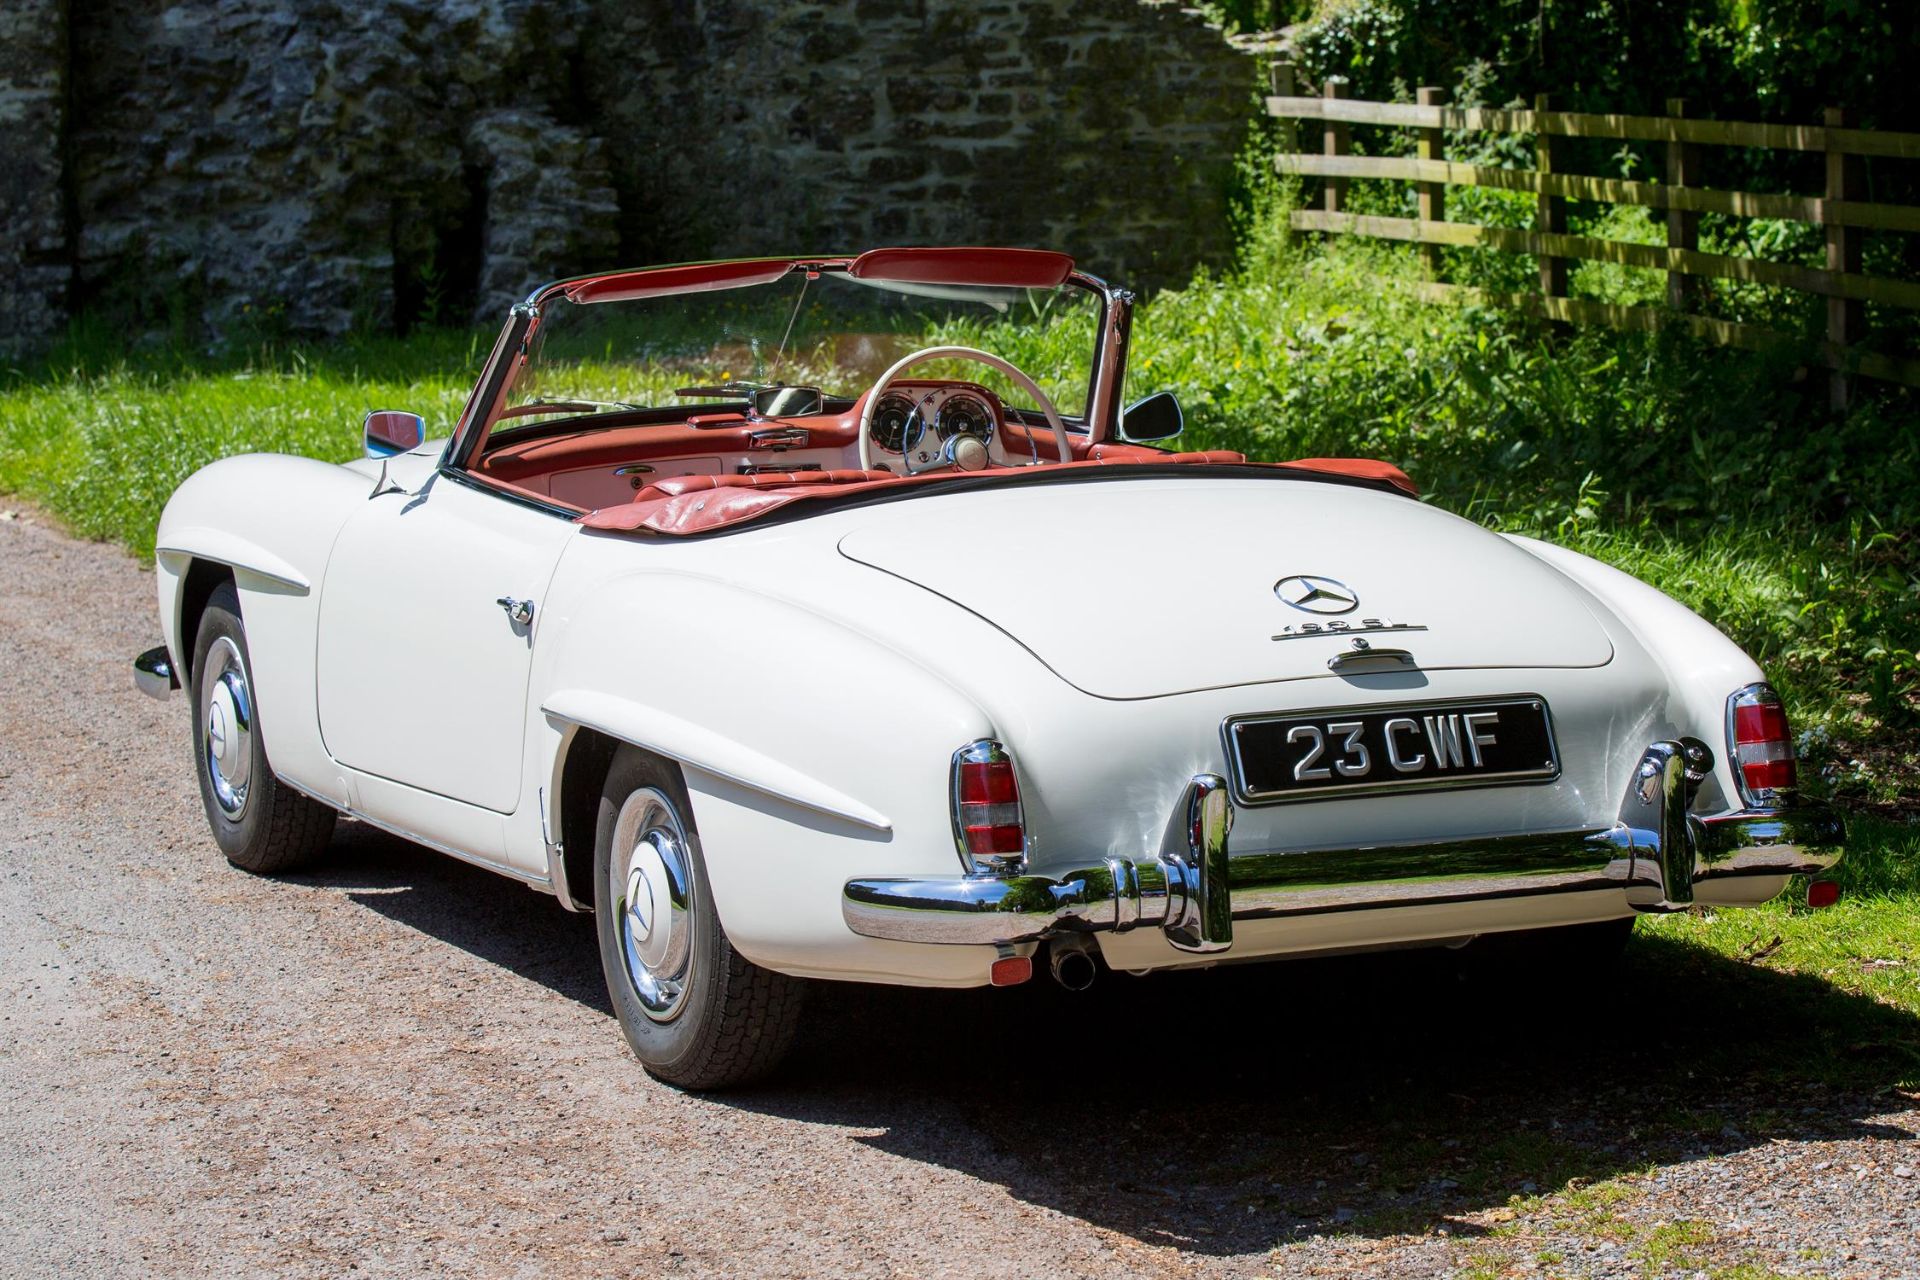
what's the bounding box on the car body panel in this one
[836,478,1614,699]
[316,472,575,813]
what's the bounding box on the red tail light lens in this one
[1728,683,1796,804]
[952,740,1025,873]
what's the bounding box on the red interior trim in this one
[584,453,1414,536]
[1274,457,1418,494]
[562,258,801,305]
[847,247,1075,289]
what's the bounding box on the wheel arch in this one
[553,725,621,912]
[175,558,235,686]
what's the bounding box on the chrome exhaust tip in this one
[1048,938,1098,992]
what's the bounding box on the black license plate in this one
[1225,696,1560,804]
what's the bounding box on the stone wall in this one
[3,0,1253,353]
[0,0,72,345]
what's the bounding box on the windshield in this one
[504,266,1104,424]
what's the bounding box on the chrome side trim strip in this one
[542,690,892,832]
[156,538,310,593]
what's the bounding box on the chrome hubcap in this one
[200,636,253,818]
[609,788,695,1022]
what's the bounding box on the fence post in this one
[1535,94,1568,300]
[1323,79,1350,215]
[1416,86,1447,278]
[1824,106,1862,412]
[1271,60,1297,158]
[1665,99,1700,311]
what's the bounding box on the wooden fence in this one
[1265,66,1920,408]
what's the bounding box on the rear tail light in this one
[1727,682,1797,805]
[1807,880,1840,910]
[988,954,1034,986]
[952,739,1026,874]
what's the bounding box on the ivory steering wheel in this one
[856,346,1072,473]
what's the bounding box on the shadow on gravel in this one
[300,818,610,1016]
[304,818,1917,1256]
[753,933,1920,1255]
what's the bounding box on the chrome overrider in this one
[840,740,1846,954]
[134,645,179,700]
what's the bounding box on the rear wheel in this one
[190,582,336,873]
[593,747,804,1089]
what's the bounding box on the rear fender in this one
[1504,535,1763,812]
[533,570,997,977]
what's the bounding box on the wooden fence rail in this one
[1266,73,1920,408]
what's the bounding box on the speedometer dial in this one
[869,394,915,453]
[936,395,992,443]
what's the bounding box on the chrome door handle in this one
[497,596,535,626]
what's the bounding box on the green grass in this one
[0,333,482,556]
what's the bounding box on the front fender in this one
[153,453,371,800]
[153,454,367,654]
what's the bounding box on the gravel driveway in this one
[1,507,1915,1279]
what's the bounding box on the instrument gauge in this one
[869,394,916,453]
[936,395,993,443]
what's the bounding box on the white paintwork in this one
[542,688,892,831]
[150,389,1801,991]
[1504,534,1763,814]
[839,480,1613,698]
[157,529,310,592]
[316,473,574,813]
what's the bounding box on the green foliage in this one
[0,329,483,557]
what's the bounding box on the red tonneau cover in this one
[579,455,1418,537]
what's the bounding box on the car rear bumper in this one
[841,741,1845,953]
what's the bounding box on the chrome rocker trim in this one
[841,742,1845,954]
[134,645,179,700]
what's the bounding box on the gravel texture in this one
[1,505,1916,1279]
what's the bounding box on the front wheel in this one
[190,582,336,873]
[593,747,804,1089]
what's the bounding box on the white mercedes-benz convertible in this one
[135,248,1845,1088]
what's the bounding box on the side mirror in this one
[1118,391,1183,443]
[364,410,425,458]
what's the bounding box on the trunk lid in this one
[836,476,1613,699]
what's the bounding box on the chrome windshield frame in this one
[444,255,1125,473]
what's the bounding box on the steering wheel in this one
[856,346,1071,473]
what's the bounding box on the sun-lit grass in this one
[1638,814,1920,1081]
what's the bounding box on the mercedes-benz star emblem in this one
[1274,574,1359,615]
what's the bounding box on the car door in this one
[316,473,575,814]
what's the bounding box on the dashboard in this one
[479,378,1078,508]
[866,380,1005,469]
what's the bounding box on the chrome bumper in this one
[841,742,1846,953]
[134,645,178,700]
